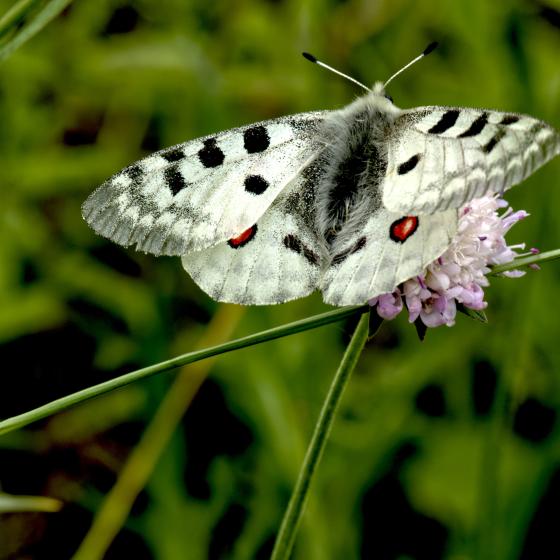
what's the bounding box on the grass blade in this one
[0,305,368,436]
[0,0,73,62]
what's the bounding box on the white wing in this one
[321,207,457,306]
[382,106,560,214]
[82,112,328,255]
[182,175,325,304]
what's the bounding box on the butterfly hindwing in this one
[82,112,328,256]
[382,106,560,214]
[181,176,325,305]
[321,206,457,306]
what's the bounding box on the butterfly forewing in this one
[82,112,329,256]
[382,106,560,214]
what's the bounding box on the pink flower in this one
[369,196,529,329]
[370,292,403,320]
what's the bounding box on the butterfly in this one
[82,45,560,306]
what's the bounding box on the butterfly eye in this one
[384,94,394,103]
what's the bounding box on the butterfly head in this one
[361,81,398,113]
[372,81,394,102]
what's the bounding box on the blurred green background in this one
[0,0,559,558]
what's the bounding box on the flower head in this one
[369,196,529,328]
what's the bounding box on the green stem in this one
[0,0,74,62]
[0,305,368,437]
[489,248,560,275]
[271,312,371,560]
[0,0,41,40]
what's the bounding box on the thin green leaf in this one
[0,492,62,513]
[457,303,488,323]
[0,0,73,62]
[489,248,560,275]
[0,0,42,40]
[0,305,368,436]
[414,317,427,341]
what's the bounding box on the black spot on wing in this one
[458,112,488,138]
[283,234,302,254]
[500,114,520,125]
[198,138,225,168]
[243,125,270,154]
[125,164,144,182]
[331,236,367,265]
[482,129,506,154]
[529,122,546,135]
[283,234,320,265]
[428,110,460,134]
[161,147,185,162]
[397,154,421,175]
[244,175,269,195]
[302,246,319,266]
[165,164,188,196]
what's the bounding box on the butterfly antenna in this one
[383,41,438,88]
[302,52,371,92]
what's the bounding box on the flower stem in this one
[0,305,368,437]
[271,311,371,560]
[489,248,560,275]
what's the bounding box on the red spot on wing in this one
[390,216,419,243]
[227,224,258,248]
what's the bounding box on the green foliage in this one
[0,0,559,559]
[0,0,73,62]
